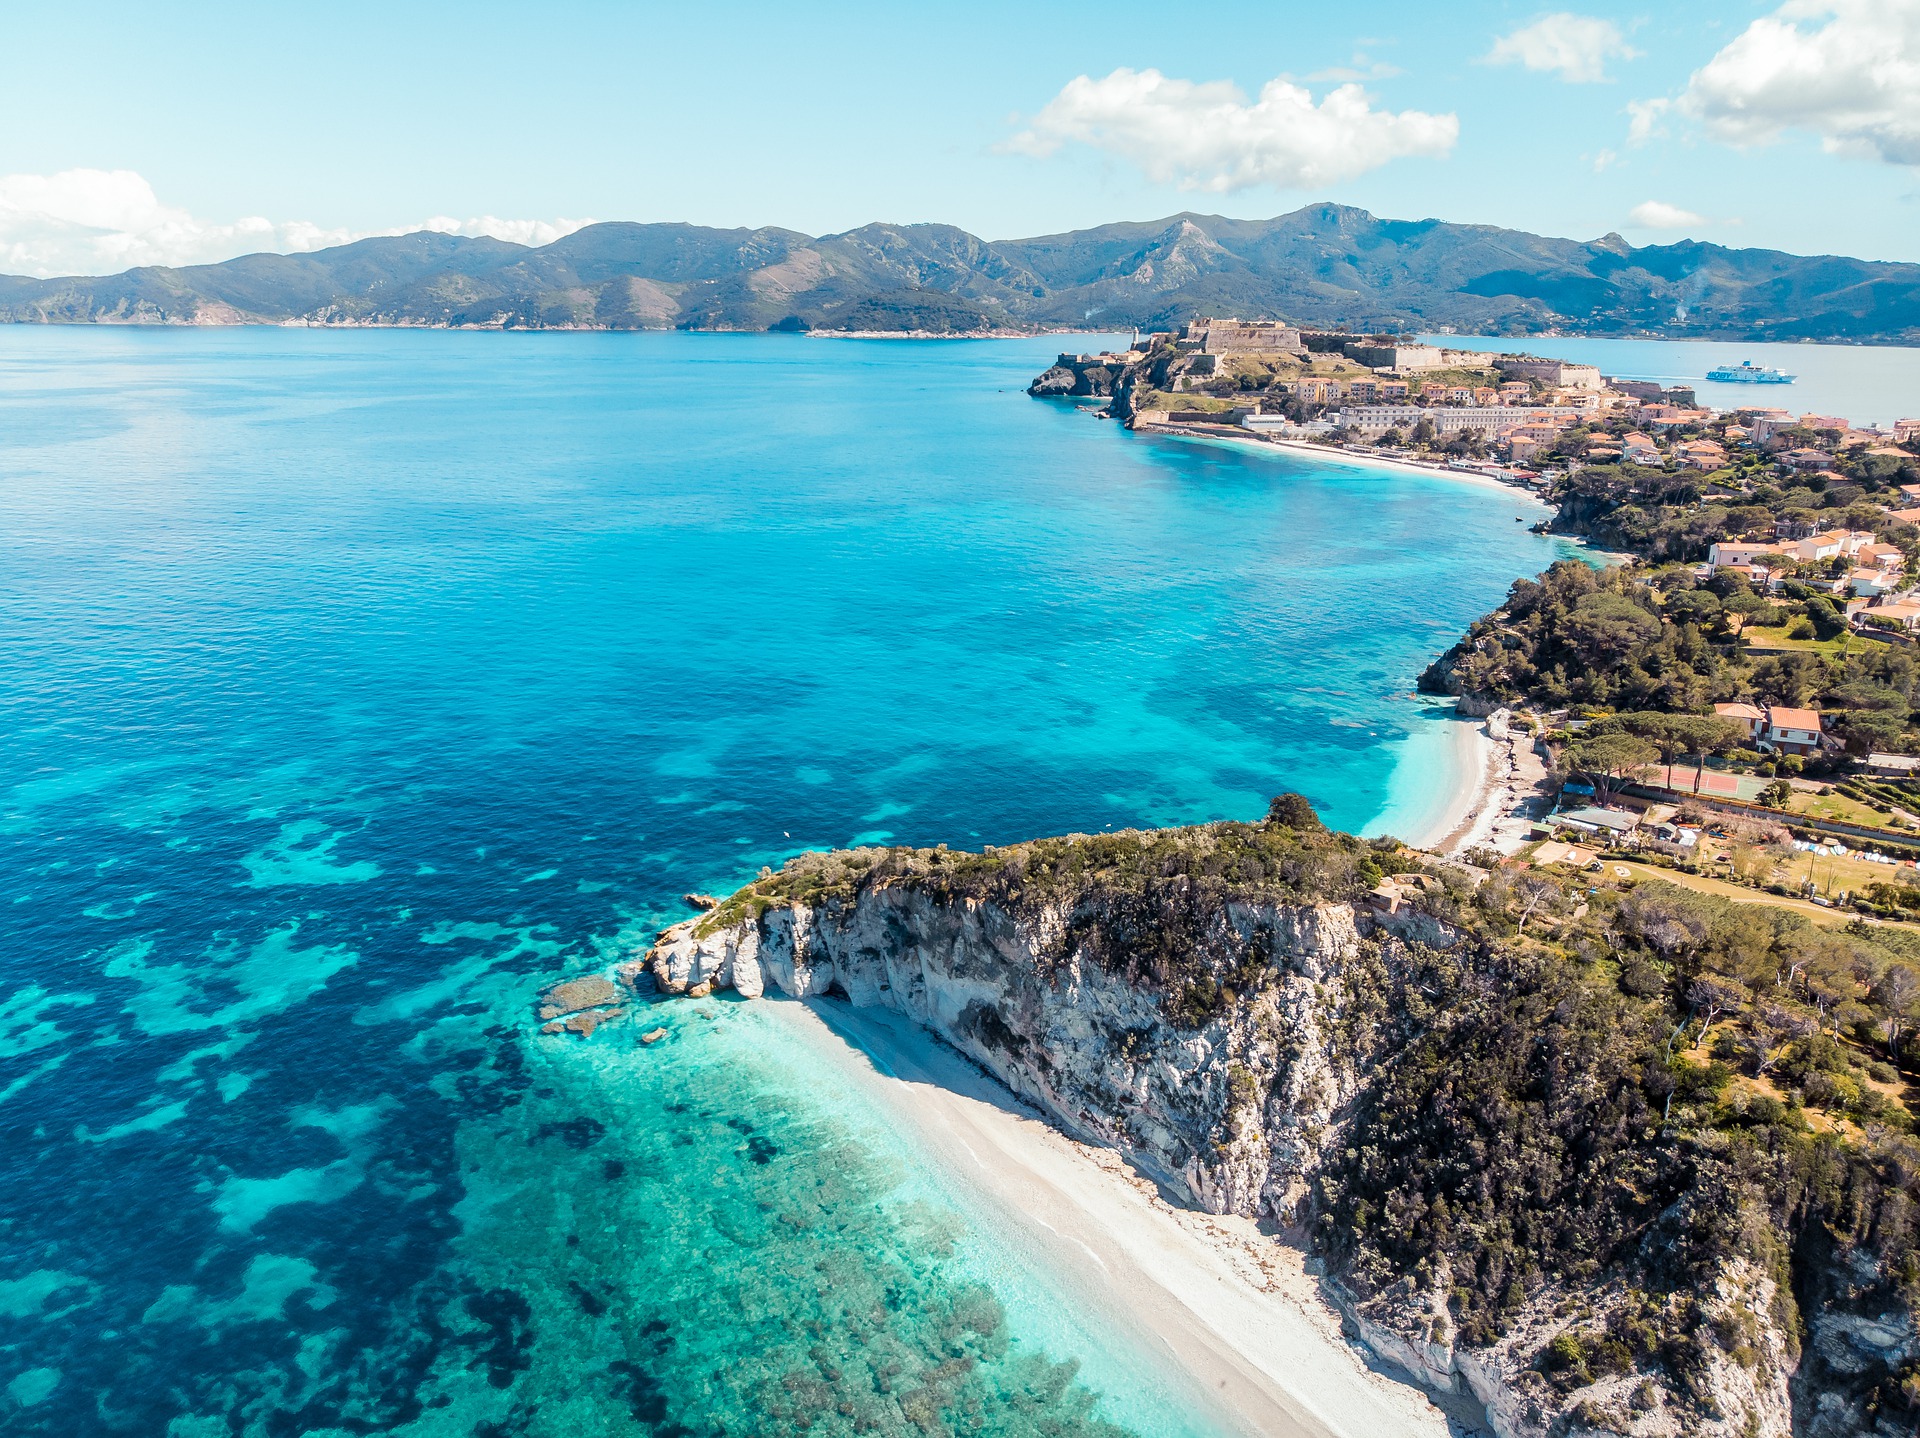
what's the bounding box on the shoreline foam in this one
[766,995,1457,1438]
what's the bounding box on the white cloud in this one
[1486,14,1640,83]
[1628,200,1707,229]
[1626,97,1672,144]
[1673,0,1920,164]
[1005,67,1457,192]
[0,169,591,279]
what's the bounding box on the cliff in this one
[548,818,1920,1437]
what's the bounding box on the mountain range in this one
[5,204,1919,342]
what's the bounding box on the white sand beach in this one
[1139,423,1556,506]
[1428,707,1555,857]
[768,996,1460,1438]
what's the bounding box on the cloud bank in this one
[1007,68,1458,192]
[1646,1,1920,164]
[0,169,592,279]
[1486,13,1639,83]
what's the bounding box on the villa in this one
[1713,702,1833,756]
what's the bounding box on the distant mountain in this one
[5,205,1919,343]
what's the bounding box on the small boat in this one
[1707,360,1795,384]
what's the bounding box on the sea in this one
[0,327,1579,1436]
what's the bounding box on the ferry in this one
[1706,359,1796,384]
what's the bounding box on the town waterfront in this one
[1427,333,1920,430]
[0,328,1570,1435]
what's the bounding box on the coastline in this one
[767,995,1457,1438]
[1377,705,1553,858]
[1131,420,1568,858]
[1432,708,1552,856]
[1133,423,1556,504]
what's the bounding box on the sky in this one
[4,0,1920,276]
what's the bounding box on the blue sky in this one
[3,0,1918,274]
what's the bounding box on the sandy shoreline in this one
[1422,707,1554,857]
[1137,423,1558,506]
[766,996,1459,1438]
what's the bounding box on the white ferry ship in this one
[1706,360,1796,384]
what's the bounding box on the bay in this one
[0,327,1570,1435]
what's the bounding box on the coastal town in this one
[1035,323,1920,922]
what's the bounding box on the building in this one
[1713,702,1767,743]
[1643,407,1713,430]
[1673,439,1727,471]
[1609,378,1664,402]
[1343,341,1446,370]
[1621,431,1661,464]
[1184,318,1306,355]
[1865,753,1920,777]
[1896,419,1920,444]
[1751,414,1805,445]
[1554,806,1642,838]
[1276,376,1346,403]
[1865,599,1920,633]
[1782,448,1837,470]
[1707,542,1780,567]
[1712,702,1832,755]
[1765,707,1829,755]
[1530,840,1598,868]
[1331,404,1576,437]
[1496,356,1605,391]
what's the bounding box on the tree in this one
[1267,792,1323,829]
[1561,732,1658,806]
[1805,595,1848,641]
[1758,779,1793,809]
[1616,713,1747,791]
[1687,976,1749,1037]
[1873,962,1920,1065]
[1562,592,1661,663]
[1829,709,1908,757]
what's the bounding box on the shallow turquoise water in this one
[0,328,1571,1435]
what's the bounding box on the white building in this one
[1495,357,1605,391]
[1332,405,1576,437]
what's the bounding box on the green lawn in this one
[1742,625,1886,658]
[1794,788,1910,829]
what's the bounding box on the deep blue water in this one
[0,329,1570,1435]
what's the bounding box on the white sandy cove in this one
[766,996,1457,1438]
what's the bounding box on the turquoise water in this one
[0,328,1570,1435]
[1427,333,1920,430]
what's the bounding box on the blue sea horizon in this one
[0,327,1575,1435]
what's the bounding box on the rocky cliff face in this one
[606,830,1871,1438]
[648,881,1362,1215]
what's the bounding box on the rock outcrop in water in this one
[577,815,1920,1438]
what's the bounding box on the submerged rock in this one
[536,974,625,1038]
[640,1027,668,1046]
[539,975,619,1018]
